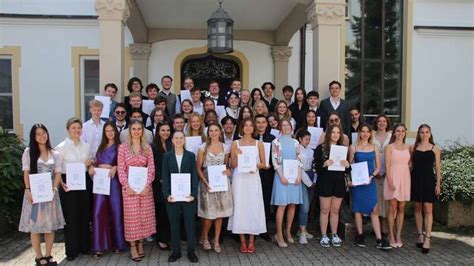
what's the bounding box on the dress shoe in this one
[168,252,181,262]
[187,251,199,263]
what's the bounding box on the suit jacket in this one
[319,97,351,136]
[253,133,276,178]
[264,97,279,113]
[289,102,309,130]
[161,149,199,199]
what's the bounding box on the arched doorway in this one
[181,54,241,94]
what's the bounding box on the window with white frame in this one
[80,56,100,121]
[0,57,13,131]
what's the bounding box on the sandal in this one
[93,252,102,259]
[45,256,57,266]
[422,236,431,254]
[212,241,222,254]
[239,243,248,253]
[137,240,145,258]
[416,233,424,248]
[247,242,255,253]
[202,240,212,251]
[35,257,48,266]
[130,244,142,262]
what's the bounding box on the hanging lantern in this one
[207,0,233,54]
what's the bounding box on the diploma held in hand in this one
[238,146,258,173]
[283,159,298,184]
[307,127,323,149]
[93,168,111,195]
[171,173,191,201]
[185,136,203,156]
[263,142,271,167]
[94,95,111,118]
[29,172,54,203]
[328,145,348,171]
[66,163,86,190]
[128,166,148,193]
[180,90,191,102]
[208,165,228,192]
[142,100,155,116]
[351,161,370,186]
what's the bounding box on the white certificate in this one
[142,99,155,116]
[29,172,53,203]
[351,132,358,144]
[66,163,86,190]
[185,136,203,156]
[215,105,225,117]
[171,173,191,201]
[180,90,191,102]
[283,159,298,184]
[93,168,111,195]
[270,129,280,138]
[94,95,111,118]
[351,161,370,186]
[317,116,321,128]
[263,142,271,167]
[208,165,228,192]
[128,166,148,193]
[307,127,324,149]
[238,146,258,173]
[328,145,348,171]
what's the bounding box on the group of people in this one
[19,76,442,265]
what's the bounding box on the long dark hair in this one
[97,121,120,155]
[153,122,172,154]
[323,124,344,157]
[414,124,435,150]
[28,123,53,174]
[302,110,318,128]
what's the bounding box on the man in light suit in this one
[319,80,351,136]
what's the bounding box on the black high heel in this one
[416,233,424,248]
[45,256,58,266]
[422,236,431,254]
[35,257,47,266]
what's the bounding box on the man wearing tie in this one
[319,81,351,136]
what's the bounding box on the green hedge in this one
[0,126,25,229]
[439,144,474,203]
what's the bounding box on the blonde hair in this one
[89,99,104,109]
[203,123,224,158]
[127,120,149,156]
[186,112,206,142]
[253,101,268,116]
[276,100,292,121]
[129,91,142,99]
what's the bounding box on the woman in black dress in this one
[151,122,173,250]
[411,124,442,254]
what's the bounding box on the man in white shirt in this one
[81,99,105,158]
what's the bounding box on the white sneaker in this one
[299,233,308,245]
[320,235,330,248]
[305,232,314,239]
[331,234,342,247]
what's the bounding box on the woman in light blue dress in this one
[271,119,303,248]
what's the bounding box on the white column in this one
[306,0,345,99]
[271,46,292,99]
[95,0,130,100]
[130,43,151,85]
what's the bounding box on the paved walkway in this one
[1,219,473,265]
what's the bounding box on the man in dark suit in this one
[207,80,227,106]
[253,114,276,241]
[262,82,278,112]
[319,81,351,136]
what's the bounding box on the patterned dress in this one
[19,148,65,233]
[117,143,156,241]
[197,143,233,219]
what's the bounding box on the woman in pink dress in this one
[384,123,411,248]
[117,120,156,262]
